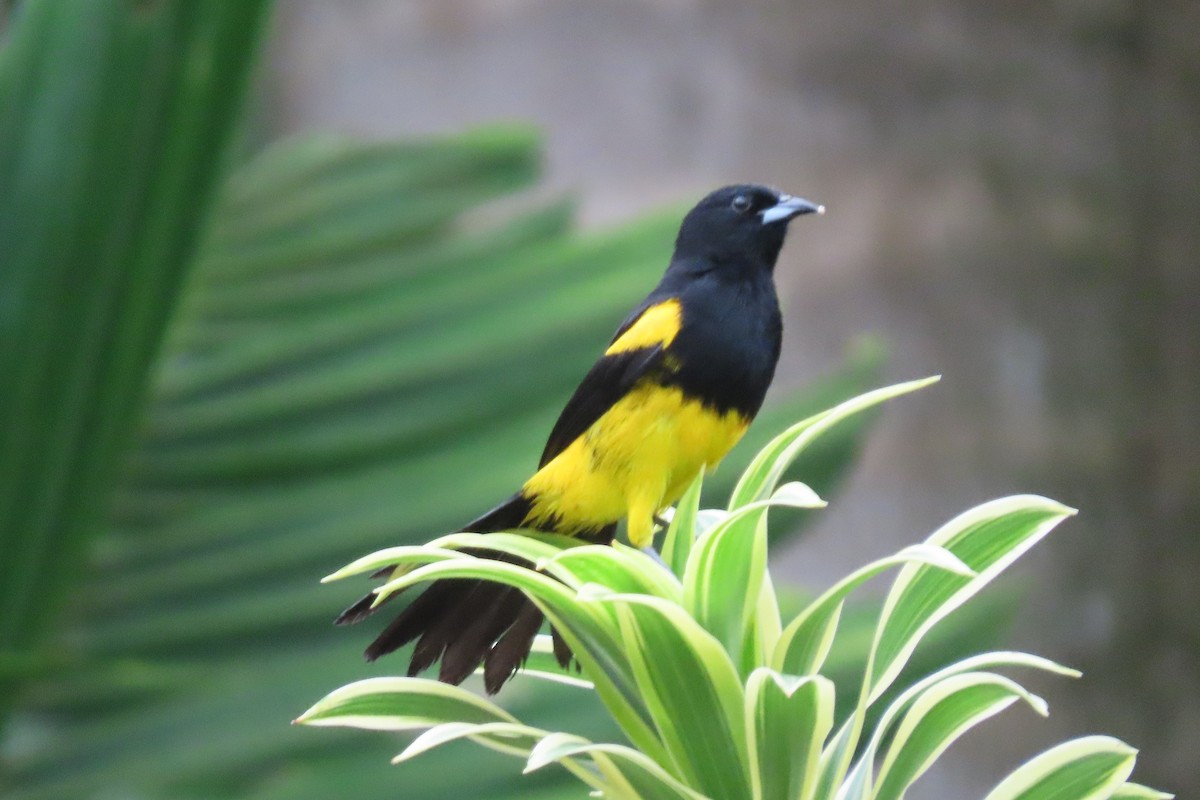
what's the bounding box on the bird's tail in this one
[336,493,605,694]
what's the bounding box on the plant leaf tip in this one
[576,583,613,601]
[1036,495,1079,517]
[320,561,365,583]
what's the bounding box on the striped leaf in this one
[728,377,938,509]
[866,496,1077,705]
[981,736,1140,800]
[744,669,834,800]
[683,482,825,675]
[591,592,751,800]
[773,545,973,676]
[871,671,1048,800]
[526,733,707,800]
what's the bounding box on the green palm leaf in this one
[0,0,270,718]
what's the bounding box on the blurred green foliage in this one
[0,0,272,702]
[0,3,1001,798]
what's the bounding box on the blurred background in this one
[1,1,1196,798]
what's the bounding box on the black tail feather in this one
[337,491,614,694]
[461,492,534,534]
[409,579,493,676]
[551,627,574,670]
[440,586,527,685]
[484,602,544,693]
[333,592,379,627]
[363,579,463,662]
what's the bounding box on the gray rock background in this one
[261,1,1199,795]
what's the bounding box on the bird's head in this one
[673,184,824,272]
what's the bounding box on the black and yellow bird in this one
[337,184,823,693]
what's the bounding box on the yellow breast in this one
[521,382,749,547]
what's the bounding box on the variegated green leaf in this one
[368,558,669,766]
[526,732,707,800]
[683,504,768,670]
[393,720,547,762]
[872,672,1048,800]
[320,545,464,583]
[295,676,517,730]
[981,736,1139,800]
[1110,784,1175,800]
[870,651,1079,740]
[825,652,1080,800]
[588,591,751,800]
[395,723,607,797]
[773,544,973,676]
[744,669,834,800]
[866,496,1077,705]
[745,569,784,674]
[548,543,683,601]
[813,714,861,800]
[683,482,824,674]
[728,377,939,509]
[515,635,596,688]
[822,498,1074,794]
[661,469,704,576]
[432,530,586,566]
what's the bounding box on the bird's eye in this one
[731,195,751,213]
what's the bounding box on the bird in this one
[336,184,823,694]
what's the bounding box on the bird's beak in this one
[761,194,825,225]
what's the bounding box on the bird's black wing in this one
[537,297,679,467]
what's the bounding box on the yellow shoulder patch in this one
[605,299,683,355]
